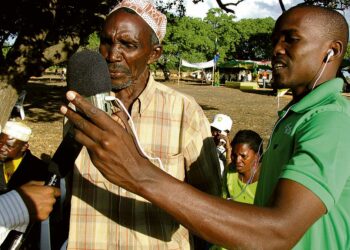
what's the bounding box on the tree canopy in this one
[151,8,275,75]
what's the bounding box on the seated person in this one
[210,114,233,179]
[0,121,60,247]
[222,130,263,204]
[0,121,50,190]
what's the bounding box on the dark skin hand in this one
[211,130,232,166]
[17,181,61,222]
[220,133,232,166]
[61,91,326,249]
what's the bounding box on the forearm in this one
[137,163,286,249]
[0,190,29,244]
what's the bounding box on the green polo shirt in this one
[255,78,350,249]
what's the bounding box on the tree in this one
[302,0,350,10]
[209,0,350,13]
[160,14,216,77]
[161,9,242,72]
[203,8,239,61]
[234,18,275,60]
[345,44,350,58]
[0,0,121,125]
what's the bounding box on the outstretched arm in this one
[0,181,60,244]
[61,91,326,249]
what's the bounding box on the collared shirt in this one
[67,75,221,249]
[223,171,257,204]
[216,147,227,179]
[3,156,23,183]
[255,78,350,249]
[0,190,29,245]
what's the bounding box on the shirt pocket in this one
[151,153,185,180]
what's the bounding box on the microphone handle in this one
[88,92,113,115]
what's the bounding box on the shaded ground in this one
[16,76,292,159]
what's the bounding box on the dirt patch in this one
[16,76,292,159]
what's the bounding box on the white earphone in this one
[311,49,335,90]
[326,49,335,61]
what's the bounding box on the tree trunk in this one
[0,30,80,126]
[0,80,17,128]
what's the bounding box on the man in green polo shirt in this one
[61,4,350,249]
[254,6,350,248]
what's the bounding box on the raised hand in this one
[60,91,156,195]
[17,181,61,221]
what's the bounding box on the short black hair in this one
[231,130,263,156]
[281,5,349,54]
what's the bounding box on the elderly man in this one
[0,121,60,247]
[64,0,221,249]
[62,4,350,249]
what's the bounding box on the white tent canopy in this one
[180,59,215,69]
[178,59,215,85]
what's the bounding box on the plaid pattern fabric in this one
[67,75,221,249]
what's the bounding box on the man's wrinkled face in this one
[99,9,155,90]
[271,8,328,95]
[0,133,26,162]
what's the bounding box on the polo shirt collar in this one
[290,78,343,113]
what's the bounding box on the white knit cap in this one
[2,121,32,142]
[109,0,167,42]
[210,114,233,132]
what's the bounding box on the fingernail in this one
[67,91,76,101]
[60,106,68,114]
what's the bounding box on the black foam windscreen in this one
[46,50,112,180]
[66,50,111,96]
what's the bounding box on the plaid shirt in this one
[67,75,221,249]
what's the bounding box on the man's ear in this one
[328,40,343,62]
[148,45,163,65]
[21,142,29,153]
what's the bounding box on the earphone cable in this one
[110,97,165,171]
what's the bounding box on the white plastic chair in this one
[14,90,27,120]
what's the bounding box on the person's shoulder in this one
[7,151,49,190]
[336,94,350,115]
[298,98,350,136]
[153,80,198,104]
[315,93,350,119]
[22,150,47,166]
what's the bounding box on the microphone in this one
[66,49,113,115]
[47,50,113,182]
[47,49,113,179]
[1,51,113,250]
